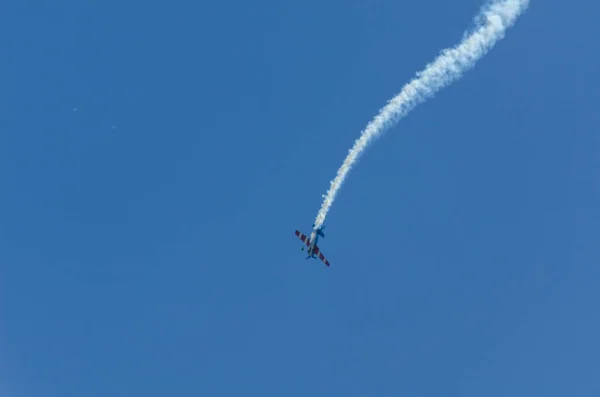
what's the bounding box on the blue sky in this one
[1,0,599,395]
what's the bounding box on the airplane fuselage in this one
[307,230,321,258]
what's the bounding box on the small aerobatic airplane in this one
[294,225,330,267]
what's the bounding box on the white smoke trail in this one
[311,0,530,238]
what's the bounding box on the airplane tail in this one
[313,224,326,238]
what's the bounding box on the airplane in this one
[294,225,330,267]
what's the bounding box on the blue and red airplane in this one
[294,225,330,267]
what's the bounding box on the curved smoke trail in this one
[311,0,530,238]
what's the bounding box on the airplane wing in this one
[311,245,331,267]
[294,230,311,247]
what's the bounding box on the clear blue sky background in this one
[1,0,599,395]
